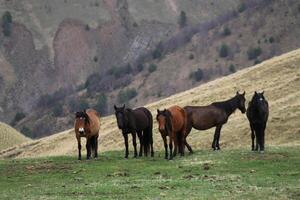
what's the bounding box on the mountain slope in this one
[0,122,30,151]
[1,48,299,158]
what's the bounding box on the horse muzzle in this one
[78,128,85,135]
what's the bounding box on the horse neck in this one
[221,96,239,116]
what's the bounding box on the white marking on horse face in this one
[79,128,84,132]
[259,98,263,101]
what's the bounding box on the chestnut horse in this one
[156,106,191,160]
[247,91,269,153]
[74,109,100,160]
[114,105,154,158]
[184,92,246,150]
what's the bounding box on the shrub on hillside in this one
[152,42,163,59]
[95,93,107,114]
[189,54,194,60]
[10,112,26,126]
[219,44,229,58]
[229,64,236,73]
[118,88,137,103]
[108,64,132,79]
[2,11,12,37]
[21,126,32,137]
[178,11,187,28]
[269,37,274,43]
[148,64,157,73]
[223,27,231,36]
[238,3,247,13]
[189,68,204,82]
[52,103,63,117]
[247,47,262,60]
[137,63,144,72]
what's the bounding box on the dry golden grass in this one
[0,122,30,151]
[1,49,299,158]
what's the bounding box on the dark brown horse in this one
[247,91,269,153]
[74,109,101,160]
[184,92,246,150]
[114,105,154,158]
[156,106,191,160]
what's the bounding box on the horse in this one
[114,105,154,158]
[156,106,191,160]
[184,91,246,151]
[74,109,101,160]
[246,91,269,153]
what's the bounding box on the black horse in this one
[184,92,246,150]
[247,91,269,153]
[114,105,154,158]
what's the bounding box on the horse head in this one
[236,91,246,114]
[75,110,90,135]
[252,91,267,108]
[156,109,172,134]
[114,104,127,129]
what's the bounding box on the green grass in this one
[0,147,299,200]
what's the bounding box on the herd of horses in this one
[74,91,269,160]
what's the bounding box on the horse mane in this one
[75,110,90,125]
[211,95,239,114]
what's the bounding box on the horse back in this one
[131,107,153,130]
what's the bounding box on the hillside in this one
[0,122,30,151]
[1,0,300,138]
[1,48,299,159]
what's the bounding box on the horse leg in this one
[261,124,266,153]
[173,133,178,158]
[132,132,138,158]
[255,128,259,151]
[149,129,154,157]
[86,137,91,160]
[162,134,168,159]
[212,125,221,150]
[77,136,82,160]
[250,123,255,151]
[216,125,223,150]
[123,133,129,159]
[94,135,98,158]
[184,138,193,154]
[169,134,174,160]
[137,131,143,157]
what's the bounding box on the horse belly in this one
[192,112,218,130]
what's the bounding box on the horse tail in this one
[143,109,153,155]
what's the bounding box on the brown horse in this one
[156,106,191,160]
[74,109,101,160]
[184,92,246,150]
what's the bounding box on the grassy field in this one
[0,147,299,200]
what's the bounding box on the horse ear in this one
[114,105,117,110]
[236,91,239,95]
[255,91,258,95]
[157,109,160,113]
[261,91,264,95]
[122,104,125,109]
[242,91,245,96]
